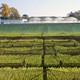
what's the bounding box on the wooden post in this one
[42,37,47,80]
[43,66,47,80]
[53,43,57,56]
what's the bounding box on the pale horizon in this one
[0,0,80,17]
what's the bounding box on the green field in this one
[0,23,80,80]
[0,23,80,36]
[0,67,79,80]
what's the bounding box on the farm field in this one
[0,23,80,80]
[0,67,79,80]
[0,23,80,36]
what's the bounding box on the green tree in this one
[22,14,29,21]
[22,14,28,19]
[0,3,10,18]
[10,7,20,19]
[68,10,80,20]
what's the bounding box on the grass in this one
[0,54,79,67]
[1,23,80,36]
[0,23,80,79]
[0,32,80,37]
[0,67,79,80]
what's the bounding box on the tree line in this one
[0,3,28,20]
[0,3,80,20]
[68,11,80,20]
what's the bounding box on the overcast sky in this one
[0,0,80,17]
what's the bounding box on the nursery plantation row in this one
[0,54,80,67]
[0,38,80,67]
[0,39,80,55]
[0,67,79,80]
[0,23,80,80]
[0,36,80,80]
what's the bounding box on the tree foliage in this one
[0,4,21,19]
[1,3,10,17]
[10,7,21,19]
[22,14,29,21]
[22,14,28,19]
[68,11,80,20]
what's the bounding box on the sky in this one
[0,0,80,17]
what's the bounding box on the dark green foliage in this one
[68,11,80,20]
